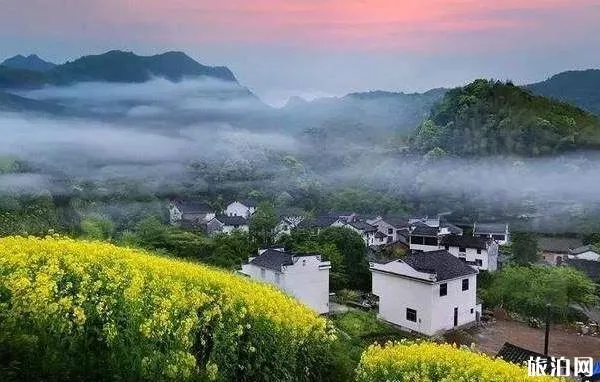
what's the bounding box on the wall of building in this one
[429,275,478,333]
[225,202,254,218]
[446,244,498,272]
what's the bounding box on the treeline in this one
[411,79,600,157]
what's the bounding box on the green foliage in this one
[510,232,540,265]
[205,231,256,269]
[249,202,278,246]
[0,195,59,236]
[80,215,114,240]
[411,79,600,157]
[483,266,599,321]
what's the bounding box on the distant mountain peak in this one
[1,54,56,72]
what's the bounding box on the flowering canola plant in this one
[0,236,334,381]
[355,341,565,382]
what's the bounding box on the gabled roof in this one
[348,221,378,233]
[496,342,548,366]
[402,250,477,281]
[241,199,257,207]
[410,224,439,237]
[474,223,507,235]
[379,216,408,228]
[565,258,600,282]
[298,215,340,228]
[442,222,464,235]
[173,200,213,214]
[375,231,388,239]
[441,234,489,250]
[570,244,598,255]
[215,215,247,226]
[249,249,293,272]
[538,237,582,254]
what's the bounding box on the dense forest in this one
[411,79,600,157]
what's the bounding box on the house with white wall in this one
[474,223,510,245]
[366,216,409,244]
[568,245,600,261]
[169,199,215,226]
[297,215,346,234]
[371,250,479,336]
[408,224,440,251]
[205,215,249,235]
[345,221,379,246]
[241,248,331,314]
[440,234,499,272]
[225,200,257,218]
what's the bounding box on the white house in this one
[474,223,510,245]
[169,200,215,226]
[241,248,331,314]
[297,215,346,233]
[345,221,379,246]
[371,250,479,336]
[568,245,600,261]
[225,200,257,218]
[205,215,249,235]
[440,234,499,272]
[366,216,409,244]
[408,224,440,251]
[275,216,305,238]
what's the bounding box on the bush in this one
[0,236,335,381]
[355,342,564,382]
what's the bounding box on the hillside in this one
[1,54,56,72]
[527,69,600,116]
[0,50,239,90]
[411,79,600,157]
[280,88,446,143]
[0,91,64,113]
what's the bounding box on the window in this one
[462,279,469,291]
[459,247,466,253]
[388,228,393,235]
[492,235,505,241]
[406,308,417,322]
[475,259,483,267]
[260,268,266,278]
[424,237,438,246]
[411,236,424,245]
[440,283,447,296]
[470,308,474,314]
[274,273,280,284]
[445,245,449,250]
[477,249,482,254]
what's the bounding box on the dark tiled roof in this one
[349,221,378,233]
[403,250,478,281]
[298,215,340,228]
[441,234,489,250]
[442,223,464,235]
[410,224,439,236]
[375,231,388,239]
[496,343,548,366]
[175,200,213,214]
[538,237,582,254]
[569,245,598,255]
[240,199,257,207]
[382,216,409,228]
[215,215,247,226]
[565,258,600,282]
[474,223,507,235]
[249,249,293,272]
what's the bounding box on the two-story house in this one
[371,250,479,336]
[345,221,380,246]
[366,216,409,244]
[473,223,510,245]
[225,200,257,218]
[408,223,440,251]
[241,248,331,314]
[440,234,499,272]
[169,199,215,226]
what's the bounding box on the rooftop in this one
[298,215,340,228]
[474,223,507,234]
[570,244,598,255]
[401,250,478,281]
[496,342,548,366]
[349,221,378,233]
[173,200,213,214]
[410,224,439,237]
[538,237,582,254]
[441,234,489,250]
[215,215,247,226]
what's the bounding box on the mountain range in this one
[1,54,56,72]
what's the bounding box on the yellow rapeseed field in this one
[355,341,566,382]
[0,235,334,381]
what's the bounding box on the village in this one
[169,197,600,378]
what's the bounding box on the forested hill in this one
[0,50,238,89]
[410,79,600,157]
[527,69,600,116]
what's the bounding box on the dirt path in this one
[471,319,600,359]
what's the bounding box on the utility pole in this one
[543,303,551,356]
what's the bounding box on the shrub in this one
[355,342,564,382]
[0,236,335,381]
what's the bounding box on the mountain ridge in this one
[1,54,56,72]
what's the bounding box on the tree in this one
[484,266,598,321]
[249,202,278,246]
[80,215,115,240]
[296,241,347,291]
[207,231,255,269]
[510,232,539,265]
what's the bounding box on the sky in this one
[1,0,600,105]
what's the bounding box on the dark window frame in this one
[440,283,448,296]
[406,308,417,322]
[462,278,469,291]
